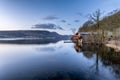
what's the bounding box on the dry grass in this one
[106,40,120,51]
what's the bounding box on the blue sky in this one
[0,0,120,30]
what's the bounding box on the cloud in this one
[32,23,64,30]
[74,20,79,22]
[77,12,83,16]
[67,23,71,25]
[61,20,66,23]
[43,16,59,20]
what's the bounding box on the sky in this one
[0,0,120,30]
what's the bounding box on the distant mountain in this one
[0,30,71,40]
[33,23,64,30]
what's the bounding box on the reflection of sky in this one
[0,41,118,80]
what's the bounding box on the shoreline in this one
[105,40,120,52]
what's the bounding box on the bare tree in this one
[89,9,102,29]
[89,9,104,43]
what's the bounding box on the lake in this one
[0,40,120,80]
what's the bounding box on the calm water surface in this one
[0,41,120,80]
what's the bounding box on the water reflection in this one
[74,42,82,52]
[0,41,120,80]
[74,43,120,79]
[0,39,59,44]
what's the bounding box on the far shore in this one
[105,40,120,52]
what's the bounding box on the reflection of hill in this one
[81,44,120,78]
[83,51,94,59]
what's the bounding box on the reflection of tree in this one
[90,45,99,74]
[96,50,99,74]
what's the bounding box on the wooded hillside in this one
[79,11,120,32]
